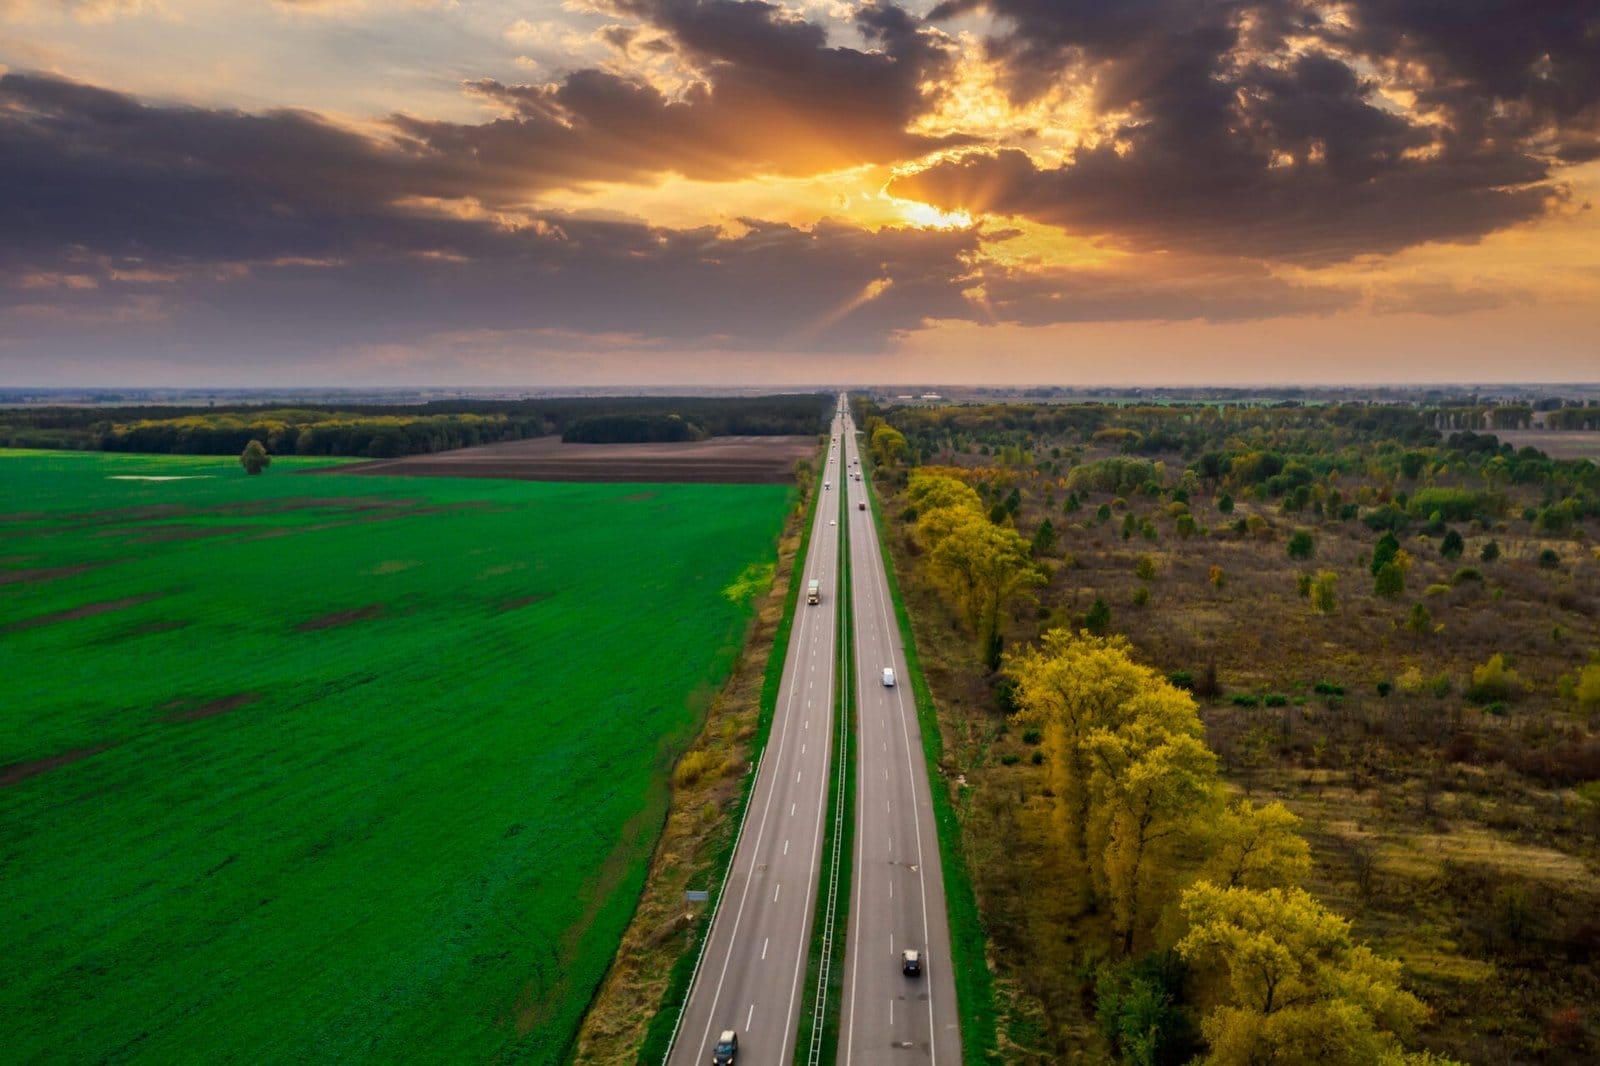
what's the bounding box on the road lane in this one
[666,409,846,1066]
[836,404,962,1065]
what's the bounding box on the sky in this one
[1,0,1598,386]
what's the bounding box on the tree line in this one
[0,395,832,457]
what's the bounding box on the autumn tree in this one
[870,424,908,467]
[929,517,1043,669]
[1178,884,1438,1066]
[1199,801,1311,891]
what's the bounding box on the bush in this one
[1167,671,1195,691]
[1539,548,1561,570]
[999,753,1022,766]
[1481,539,1501,562]
[1468,653,1525,704]
[1452,567,1483,584]
[1440,528,1465,559]
[1374,561,1406,598]
[1132,587,1151,607]
[1135,555,1159,580]
[1031,749,1045,765]
[1263,693,1288,707]
[1094,953,1200,1066]
[1217,493,1234,514]
[1313,681,1345,697]
[1376,680,1393,697]
[1022,729,1043,745]
[1310,571,1338,613]
[1287,529,1315,560]
[1372,530,1401,575]
[1231,694,1261,707]
[1085,597,1112,635]
[1406,602,1432,634]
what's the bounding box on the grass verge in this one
[794,484,854,1066]
[862,454,1001,1064]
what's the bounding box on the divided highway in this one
[665,408,847,1066]
[836,408,962,1064]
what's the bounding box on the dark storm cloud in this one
[0,72,987,355]
[909,0,1591,262]
[397,0,967,185]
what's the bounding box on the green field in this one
[0,450,793,1063]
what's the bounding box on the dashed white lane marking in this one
[889,881,894,898]
[790,803,796,816]
[762,938,769,960]
[784,839,789,855]
[774,884,782,903]
[889,999,895,1025]
[747,1003,755,1030]
[796,771,802,783]
[802,744,806,755]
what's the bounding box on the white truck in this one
[807,579,821,605]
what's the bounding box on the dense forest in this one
[856,398,1600,1064]
[0,394,832,457]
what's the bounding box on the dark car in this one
[901,949,922,977]
[712,1029,738,1064]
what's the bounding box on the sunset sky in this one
[2,0,1597,385]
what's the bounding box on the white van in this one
[882,667,896,687]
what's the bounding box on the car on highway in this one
[901,949,922,977]
[859,501,866,511]
[882,667,896,687]
[712,1029,738,1064]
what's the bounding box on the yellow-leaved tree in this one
[1199,800,1312,891]
[1177,883,1447,1066]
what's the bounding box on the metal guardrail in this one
[805,459,852,1066]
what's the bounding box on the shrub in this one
[1231,694,1261,707]
[1132,587,1151,607]
[1539,548,1561,570]
[1168,671,1195,690]
[1287,529,1315,560]
[1467,653,1525,704]
[1440,528,1465,559]
[1481,539,1501,562]
[1371,530,1401,575]
[1452,567,1483,584]
[1135,555,1159,580]
[673,748,722,788]
[1406,602,1432,634]
[1310,571,1338,613]
[1085,597,1112,634]
[1217,493,1234,514]
[1313,681,1345,697]
[1022,729,1043,745]
[1374,561,1406,598]
[1376,680,1393,698]
[1208,564,1226,589]
[1000,753,1022,766]
[1263,693,1288,707]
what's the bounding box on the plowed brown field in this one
[310,434,818,484]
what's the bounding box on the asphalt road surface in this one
[665,409,846,1066]
[836,409,963,1065]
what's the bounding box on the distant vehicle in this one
[829,519,837,526]
[901,949,922,977]
[807,579,821,605]
[859,501,866,511]
[882,667,896,687]
[824,481,830,489]
[712,1029,738,1064]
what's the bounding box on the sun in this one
[889,197,975,230]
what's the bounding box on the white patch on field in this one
[107,475,214,481]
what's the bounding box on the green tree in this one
[1439,529,1464,559]
[1086,597,1112,635]
[1286,530,1314,561]
[1480,539,1500,563]
[927,515,1043,667]
[1374,562,1405,599]
[240,439,271,475]
[1405,602,1432,635]
[1371,531,1401,576]
[870,424,908,467]
[1031,517,1057,557]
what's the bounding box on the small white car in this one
[882,667,896,687]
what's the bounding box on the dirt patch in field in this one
[495,594,547,613]
[1495,429,1600,460]
[307,434,817,485]
[159,693,263,723]
[3,593,161,633]
[296,604,386,631]
[0,743,116,788]
[0,563,95,586]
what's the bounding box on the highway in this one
[836,406,963,1064]
[665,406,846,1066]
